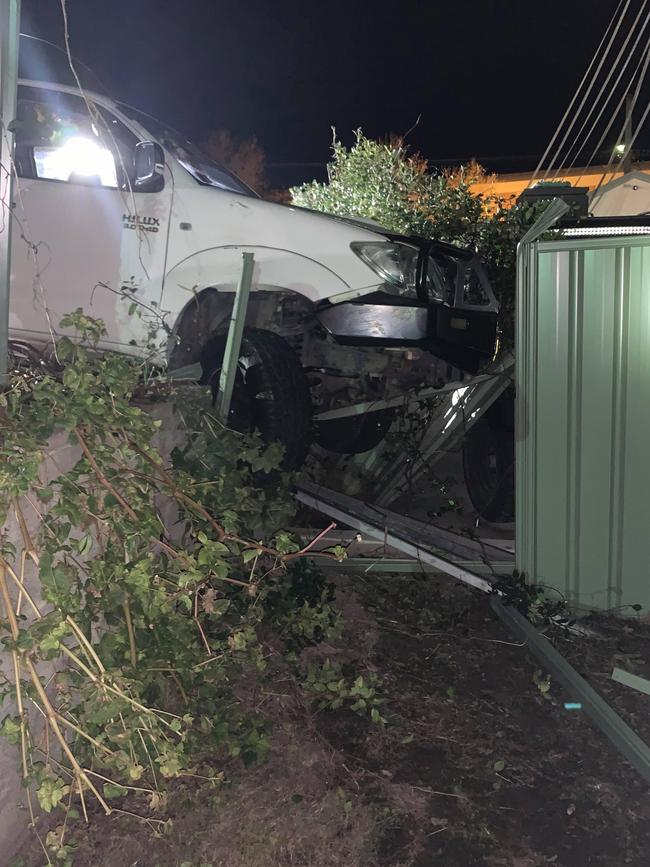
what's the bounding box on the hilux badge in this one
[122,213,160,233]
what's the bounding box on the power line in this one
[559,0,650,174]
[578,35,650,186]
[543,0,635,178]
[589,45,650,199]
[533,0,631,181]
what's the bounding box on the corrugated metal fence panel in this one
[517,236,650,612]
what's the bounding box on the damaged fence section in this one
[296,480,650,787]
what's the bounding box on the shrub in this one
[292,131,542,343]
[0,312,369,863]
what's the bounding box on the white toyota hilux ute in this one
[9,79,499,466]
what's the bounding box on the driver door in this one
[10,85,172,354]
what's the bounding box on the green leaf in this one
[325,544,347,562]
[157,751,182,778]
[242,548,260,564]
[128,764,144,781]
[212,598,230,616]
[86,699,126,726]
[0,715,22,745]
[36,486,54,502]
[62,369,80,390]
[37,775,70,812]
[178,593,192,612]
[274,531,300,555]
[77,534,93,556]
[103,783,129,799]
[38,620,68,654]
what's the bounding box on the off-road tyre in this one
[316,407,396,454]
[203,328,313,470]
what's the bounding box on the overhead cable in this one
[578,37,650,185]
[558,0,650,174]
[590,91,650,204]
[588,44,650,199]
[543,0,635,178]
[533,0,631,181]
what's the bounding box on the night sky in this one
[19,1,638,186]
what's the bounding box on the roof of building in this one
[471,162,650,199]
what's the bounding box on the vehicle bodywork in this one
[9,79,498,418]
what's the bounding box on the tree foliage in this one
[202,129,267,193]
[291,131,542,342]
[201,129,290,202]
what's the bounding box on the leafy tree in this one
[442,158,497,191]
[291,131,541,342]
[202,129,268,192]
[201,128,290,202]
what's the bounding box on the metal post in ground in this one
[215,251,255,424]
[0,0,20,386]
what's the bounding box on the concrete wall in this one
[0,430,80,856]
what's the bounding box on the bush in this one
[292,131,541,343]
[0,312,374,864]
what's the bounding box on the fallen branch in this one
[74,427,138,521]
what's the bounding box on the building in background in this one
[470,161,650,208]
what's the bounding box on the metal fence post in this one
[0,0,20,387]
[215,252,255,424]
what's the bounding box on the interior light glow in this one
[34,136,117,187]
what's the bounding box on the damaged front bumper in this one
[316,291,498,374]
[318,237,500,373]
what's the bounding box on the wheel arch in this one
[167,283,316,370]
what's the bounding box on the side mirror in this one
[134,141,165,191]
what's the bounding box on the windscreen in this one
[118,105,257,197]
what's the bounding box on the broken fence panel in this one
[296,480,650,787]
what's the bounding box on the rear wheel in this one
[203,328,313,470]
[462,390,514,523]
[316,407,396,454]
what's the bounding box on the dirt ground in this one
[21,567,650,867]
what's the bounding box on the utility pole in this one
[0,0,20,386]
[622,92,634,175]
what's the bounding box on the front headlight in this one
[351,241,419,296]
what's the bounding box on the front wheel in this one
[203,328,313,470]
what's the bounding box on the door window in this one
[14,86,139,190]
